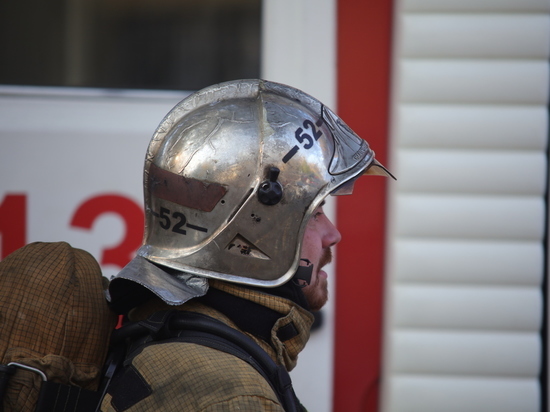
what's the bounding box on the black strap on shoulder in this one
[169,312,303,412]
[111,310,305,412]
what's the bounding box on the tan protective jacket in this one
[100,280,314,411]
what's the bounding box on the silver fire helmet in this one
[136,79,392,288]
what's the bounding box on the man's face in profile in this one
[299,204,341,311]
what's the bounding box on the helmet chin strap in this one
[293,259,313,288]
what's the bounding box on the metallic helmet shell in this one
[138,79,387,287]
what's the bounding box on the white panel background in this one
[0,88,187,279]
[382,1,549,411]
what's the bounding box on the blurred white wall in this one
[0,87,187,279]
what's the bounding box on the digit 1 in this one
[0,194,27,259]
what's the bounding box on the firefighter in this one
[102,79,393,411]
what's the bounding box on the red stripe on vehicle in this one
[334,1,394,411]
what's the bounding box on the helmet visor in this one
[331,159,395,196]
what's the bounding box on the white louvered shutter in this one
[382,1,549,411]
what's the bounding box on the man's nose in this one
[324,216,342,248]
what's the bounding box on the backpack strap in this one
[168,311,304,412]
[109,311,305,412]
[35,381,102,412]
[0,362,103,412]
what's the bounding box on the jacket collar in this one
[206,280,314,371]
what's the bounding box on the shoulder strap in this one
[0,362,104,412]
[170,311,304,412]
[111,311,305,412]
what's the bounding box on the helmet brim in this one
[331,159,395,196]
[364,159,396,179]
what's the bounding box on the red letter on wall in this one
[0,194,27,259]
